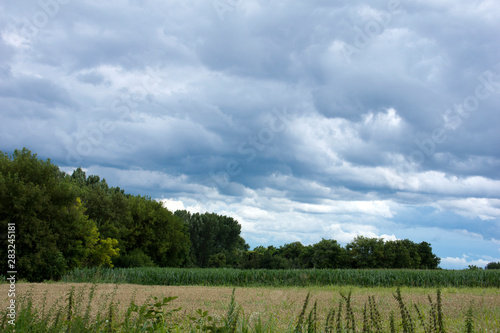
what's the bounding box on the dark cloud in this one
[1,0,500,268]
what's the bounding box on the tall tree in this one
[312,239,347,269]
[384,239,421,269]
[280,242,305,268]
[346,236,385,268]
[417,241,440,269]
[125,196,190,267]
[0,149,119,281]
[175,211,247,267]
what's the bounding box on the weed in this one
[0,286,483,332]
[464,302,474,333]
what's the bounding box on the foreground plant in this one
[0,286,481,332]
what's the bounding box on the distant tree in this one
[280,241,305,268]
[175,211,247,268]
[485,262,500,269]
[113,249,156,268]
[298,245,315,269]
[417,241,440,269]
[71,168,191,268]
[208,253,226,268]
[127,196,190,267]
[467,265,482,270]
[347,236,385,268]
[75,170,133,245]
[312,239,346,269]
[384,239,421,269]
[262,246,288,269]
[240,249,263,269]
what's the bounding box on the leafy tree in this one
[208,253,227,268]
[260,246,288,269]
[311,239,347,269]
[72,168,132,246]
[467,265,482,270]
[239,246,287,269]
[298,245,315,269]
[280,241,305,268]
[71,167,191,268]
[384,239,421,269]
[127,196,190,267]
[113,249,156,268]
[485,261,500,269]
[0,149,119,281]
[417,241,440,269]
[175,211,247,268]
[240,249,263,269]
[347,236,385,268]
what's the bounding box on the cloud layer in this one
[2,0,500,268]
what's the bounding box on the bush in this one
[113,250,156,268]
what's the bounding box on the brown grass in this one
[1,283,499,331]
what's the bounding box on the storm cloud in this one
[1,0,500,268]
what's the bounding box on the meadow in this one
[1,268,499,332]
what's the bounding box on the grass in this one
[1,283,499,332]
[60,267,500,288]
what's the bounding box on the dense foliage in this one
[0,149,119,282]
[1,149,444,282]
[1,149,189,281]
[486,261,500,269]
[240,237,441,270]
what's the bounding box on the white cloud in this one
[296,200,394,218]
[440,255,491,269]
[327,223,397,244]
[159,198,185,212]
[434,198,500,220]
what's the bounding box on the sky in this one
[1,0,500,269]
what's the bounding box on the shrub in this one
[113,249,156,268]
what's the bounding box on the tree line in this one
[0,148,484,283]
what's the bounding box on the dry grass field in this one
[1,283,499,331]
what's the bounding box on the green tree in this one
[384,239,421,269]
[208,253,227,268]
[346,236,385,268]
[417,241,440,269]
[175,211,246,267]
[311,239,347,269]
[485,262,500,269]
[240,249,264,269]
[72,168,133,247]
[298,245,315,269]
[0,149,119,281]
[127,197,190,267]
[113,249,156,268]
[280,241,305,268]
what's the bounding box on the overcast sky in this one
[2,0,500,269]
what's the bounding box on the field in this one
[0,283,500,332]
[61,267,500,287]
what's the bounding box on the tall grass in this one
[0,286,483,332]
[62,267,500,288]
